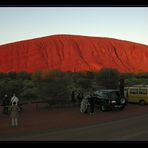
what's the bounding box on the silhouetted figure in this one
[88,94,95,115]
[71,90,76,103]
[2,94,10,114]
[77,91,84,105]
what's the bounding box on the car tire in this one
[139,100,146,105]
[120,98,126,104]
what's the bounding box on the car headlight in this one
[111,100,116,103]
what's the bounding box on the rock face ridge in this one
[0,34,148,73]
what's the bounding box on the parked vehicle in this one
[125,85,148,105]
[80,89,127,113]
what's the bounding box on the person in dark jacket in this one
[87,93,95,115]
[2,94,10,114]
[71,90,76,103]
[77,91,84,105]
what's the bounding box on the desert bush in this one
[95,68,120,89]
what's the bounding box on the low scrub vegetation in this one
[0,69,147,106]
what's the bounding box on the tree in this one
[7,72,17,80]
[35,77,70,104]
[17,72,31,80]
[20,80,37,99]
[31,71,42,81]
[96,68,120,89]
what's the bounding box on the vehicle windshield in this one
[108,91,120,99]
[101,91,120,99]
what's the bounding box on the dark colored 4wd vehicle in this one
[80,89,127,113]
[94,89,127,111]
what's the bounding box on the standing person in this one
[10,101,20,127]
[71,90,76,103]
[11,94,19,106]
[77,91,84,105]
[88,93,95,115]
[2,94,10,114]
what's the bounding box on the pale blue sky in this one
[0,7,148,45]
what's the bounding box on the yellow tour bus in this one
[124,85,148,105]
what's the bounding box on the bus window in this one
[139,89,147,94]
[129,88,138,94]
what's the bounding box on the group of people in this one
[71,90,95,116]
[2,94,20,127]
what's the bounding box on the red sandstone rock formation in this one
[0,34,148,73]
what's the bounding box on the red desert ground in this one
[0,34,148,73]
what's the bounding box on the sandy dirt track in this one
[0,103,148,140]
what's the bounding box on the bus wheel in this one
[139,100,146,105]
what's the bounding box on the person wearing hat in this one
[10,94,19,106]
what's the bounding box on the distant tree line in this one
[0,69,148,105]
